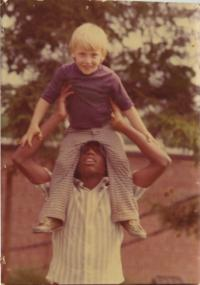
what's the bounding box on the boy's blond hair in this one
[69,23,109,60]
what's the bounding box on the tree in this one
[1,0,125,137]
[2,1,199,156]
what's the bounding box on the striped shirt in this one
[46,177,124,284]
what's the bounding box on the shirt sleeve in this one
[41,65,66,104]
[133,185,148,200]
[110,72,134,111]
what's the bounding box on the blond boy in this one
[22,23,153,238]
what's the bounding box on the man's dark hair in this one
[80,141,106,158]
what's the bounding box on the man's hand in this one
[20,124,42,147]
[55,84,74,119]
[110,100,128,133]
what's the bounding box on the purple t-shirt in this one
[42,63,133,129]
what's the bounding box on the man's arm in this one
[111,103,172,187]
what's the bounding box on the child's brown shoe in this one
[122,220,147,239]
[32,217,63,233]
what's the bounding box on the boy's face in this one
[72,47,104,75]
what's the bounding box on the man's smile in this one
[83,156,96,165]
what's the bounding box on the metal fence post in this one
[2,164,15,284]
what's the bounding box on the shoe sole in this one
[32,226,63,234]
[125,229,147,239]
[128,233,147,239]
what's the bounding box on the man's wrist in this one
[30,121,39,128]
[53,111,67,121]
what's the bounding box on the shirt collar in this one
[74,177,109,192]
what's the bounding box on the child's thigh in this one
[98,129,126,157]
[57,132,78,157]
[56,129,94,163]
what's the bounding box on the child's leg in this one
[38,129,94,224]
[100,133,138,222]
[94,125,146,238]
[12,113,63,184]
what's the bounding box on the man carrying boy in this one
[13,89,171,284]
[21,23,168,238]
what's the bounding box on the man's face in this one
[72,46,104,75]
[76,142,106,179]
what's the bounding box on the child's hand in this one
[55,84,74,119]
[20,124,42,147]
[110,100,128,132]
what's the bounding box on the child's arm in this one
[123,106,154,142]
[21,85,73,147]
[21,98,50,146]
[12,86,72,184]
[109,72,152,140]
[111,102,172,187]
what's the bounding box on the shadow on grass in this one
[7,267,49,285]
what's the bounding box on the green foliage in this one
[153,191,200,238]
[2,0,123,73]
[2,83,39,137]
[7,267,49,285]
[144,111,200,162]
